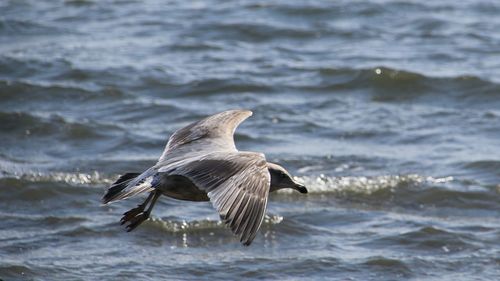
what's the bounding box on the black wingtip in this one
[295,184,308,194]
[242,240,252,246]
[102,172,140,204]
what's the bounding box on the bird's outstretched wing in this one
[159,109,252,162]
[163,151,270,245]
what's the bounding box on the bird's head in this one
[267,162,308,194]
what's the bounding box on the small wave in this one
[362,256,409,268]
[0,56,69,79]
[0,264,36,280]
[288,174,500,210]
[0,19,63,36]
[364,226,479,253]
[148,215,283,233]
[64,0,95,6]
[464,160,500,173]
[461,160,500,186]
[194,21,318,42]
[361,256,412,277]
[0,79,106,103]
[267,3,340,17]
[286,174,451,195]
[141,77,273,97]
[296,66,500,104]
[0,111,119,141]
[166,41,224,52]
[0,55,138,93]
[1,171,112,186]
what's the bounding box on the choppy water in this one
[1,0,500,280]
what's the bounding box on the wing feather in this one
[159,110,252,162]
[171,151,270,245]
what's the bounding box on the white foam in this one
[285,174,453,194]
[6,171,112,186]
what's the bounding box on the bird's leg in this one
[124,191,161,232]
[120,192,155,225]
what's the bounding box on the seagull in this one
[102,109,307,246]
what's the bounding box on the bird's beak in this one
[294,182,308,194]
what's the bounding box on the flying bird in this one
[102,109,307,246]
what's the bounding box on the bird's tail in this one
[102,169,156,204]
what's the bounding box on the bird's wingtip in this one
[233,109,252,116]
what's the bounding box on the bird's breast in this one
[156,174,210,202]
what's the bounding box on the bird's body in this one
[102,109,307,245]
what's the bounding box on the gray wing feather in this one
[171,151,270,245]
[102,168,156,203]
[159,110,252,162]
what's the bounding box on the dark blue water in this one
[1,1,499,280]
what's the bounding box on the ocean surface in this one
[1,0,499,280]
